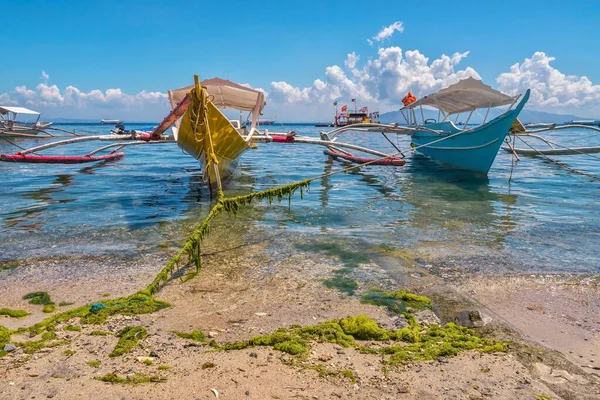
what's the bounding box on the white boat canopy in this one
[403,77,518,115]
[169,77,266,113]
[0,106,41,115]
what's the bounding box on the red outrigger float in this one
[0,152,124,164]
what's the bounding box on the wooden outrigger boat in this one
[0,106,53,138]
[0,76,535,183]
[305,78,531,175]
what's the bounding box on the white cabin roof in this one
[169,77,266,113]
[404,77,518,115]
[0,106,40,115]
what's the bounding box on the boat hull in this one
[411,90,529,174]
[177,99,250,185]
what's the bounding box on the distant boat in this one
[0,106,53,137]
[524,122,556,129]
[314,104,380,127]
[245,119,275,126]
[100,119,122,124]
[565,120,596,126]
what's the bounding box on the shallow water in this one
[1,123,599,274]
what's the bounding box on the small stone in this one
[3,343,16,352]
[28,372,39,377]
[136,356,155,364]
[455,310,491,328]
[254,312,267,317]
[208,331,218,338]
[249,352,258,358]
[149,351,159,358]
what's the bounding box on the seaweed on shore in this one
[97,372,166,385]
[360,289,432,314]
[23,291,54,306]
[110,326,147,357]
[212,314,507,363]
[0,308,30,318]
[173,330,205,342]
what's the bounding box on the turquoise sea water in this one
[1,123,599,273]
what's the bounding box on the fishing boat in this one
[310,78,530,174]
[100,119,122,124]
[0,106,53,137]
[0,76,531,183]
[164,77,265,188]
[400,78,530,173]
[315,103,380,128]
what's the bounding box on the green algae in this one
[361,289,432,314]
[157,365,171,370]
[296,242,370,272]
[42,304,56,313]
[58,301,74,307]
[143,359,153,366]
[0,325,11,357]
[97,372,166,385]
[306,364,356,383]
[0,308,30,318]
[89,330,112,336]
[201,361,216,369]
[63,349,76,356]
[339,314,392,341]
[79,295,170,325]
[323,277,359,295]
[0,262,19,271]
[110,326,147,357]
[18,339,68,354]
[23,291,54,306]
[86,360,101,368]
[173,330,205,342]
[215,314,507,363]
[64,324,81,332]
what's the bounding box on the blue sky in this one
[2,0,600,121]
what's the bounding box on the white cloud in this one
[345,52,360,69]
[370,21,404,45]
[41,71,50,81]
[2,81,167,110]
[270,47,479,109]
[497,51,600,115]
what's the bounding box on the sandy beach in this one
[1,224,598,400]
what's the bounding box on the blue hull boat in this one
[411,90,530,174]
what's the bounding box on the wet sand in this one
[1,227,599,399]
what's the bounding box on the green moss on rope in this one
[0,308,30,318]
[140,180,311,296]
[109,326,147,357]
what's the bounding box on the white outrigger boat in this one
[0,106,53,137]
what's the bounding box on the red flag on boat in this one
[341,105,347,112]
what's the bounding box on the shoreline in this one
[1,229,599,399]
